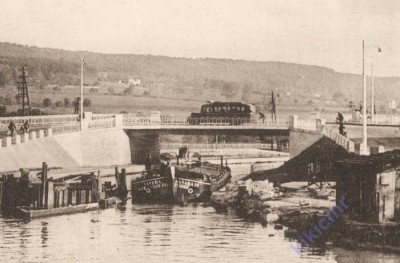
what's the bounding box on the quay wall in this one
[0,128,131,171]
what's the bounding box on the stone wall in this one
[0,128,131,172]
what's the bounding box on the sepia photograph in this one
[0,0,399,262]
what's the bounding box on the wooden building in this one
[335,151,400,223]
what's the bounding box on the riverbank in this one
[210,181,400,254]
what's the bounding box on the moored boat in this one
[173,156,231,204]
[131,160,174,203]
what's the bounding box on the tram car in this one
[188,101,257,125]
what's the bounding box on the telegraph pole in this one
[16,66,31,115]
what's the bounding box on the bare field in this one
[4,84,346,120]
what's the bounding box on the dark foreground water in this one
[0,203,399,263]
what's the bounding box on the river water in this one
[0,164,399,262]
[1,203,399,263]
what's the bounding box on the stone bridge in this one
[0,111,390,172]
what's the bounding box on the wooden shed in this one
[335,150,400,223]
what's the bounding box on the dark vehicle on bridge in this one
[188,101,257,125]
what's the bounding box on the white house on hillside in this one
[128,78,141,86]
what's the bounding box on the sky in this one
[0,0,399,76]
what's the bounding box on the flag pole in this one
[361,40,368,155]
[371,57,374,124]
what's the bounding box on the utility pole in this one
[16,66,31,115]
[271,91,276,122]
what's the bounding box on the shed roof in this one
[335,150,400,171]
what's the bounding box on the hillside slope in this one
[0,42,399,105]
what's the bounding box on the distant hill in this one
[0,42,399,106]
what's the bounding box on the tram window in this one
[240,107,244,112]
[231,106,237,112]
[206,107,212,113]
[201,106,206,113]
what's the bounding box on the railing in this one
[123,115,289,127]
[52,123,81,134]
[1,128,52,148]
[123,114,162,126]
[160,143,288,151]
[322,126,354,153]
[0,114,79,128]
[91,114,115,121]
[343,113,400,125]
[88,119,116,130]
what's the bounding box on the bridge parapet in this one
[88,118,116,130]
[0,114,78,129]
[0,128,54,148]
[322,126,355,153]
[289,115,323,132]
[123,114,289,128]
[343,112,400,125]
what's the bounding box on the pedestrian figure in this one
[20,126,25,134]
[258,112,265,124]
[74,97,81,114]
[8,121,16,137]
[336,112,345,136]
[23,120,30,133]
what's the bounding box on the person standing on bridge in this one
[8,121,16,137]
[23,121,30,133]
[336,112,346,136]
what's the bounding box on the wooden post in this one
[120,168,128,199]
[0,181,3,207]
[114,166,119,189]
[91,172,99,202]
[41,162,48,207]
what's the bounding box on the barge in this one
[1,162,101,219]
[173,156,231,204]
[131,159,174,203]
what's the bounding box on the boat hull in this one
[131,176,174,203]
[173,162,231,203]
[174,177,211,203]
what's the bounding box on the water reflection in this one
[41,226,48,247]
